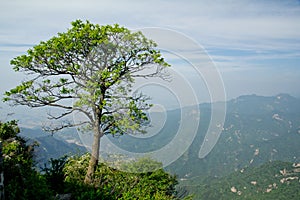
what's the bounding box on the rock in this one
[55,193,72,200]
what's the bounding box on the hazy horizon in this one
[1,0,300,122]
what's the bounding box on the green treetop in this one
[4,20,170,184]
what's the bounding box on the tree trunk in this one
[84,123,103,184]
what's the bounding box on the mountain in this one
[101,94,300,179]
[19,127,86,168]
[18,94,300,178]
[167,94,300,178]
[183,160,300,199]
[162,93,300,199]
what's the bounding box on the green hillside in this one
[167,94,300,178]
[181,161,300,199]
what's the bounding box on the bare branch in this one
[47,110,74,120]
[42,121,90,134]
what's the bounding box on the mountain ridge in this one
[16,94,300,175]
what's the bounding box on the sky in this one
[1,0,300,120]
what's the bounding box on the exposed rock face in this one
[55,193,72,200]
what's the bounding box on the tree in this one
[0,121,52,199]
[42,156,68,194]
[4,20,169,183]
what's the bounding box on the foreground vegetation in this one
[0,121,191,200]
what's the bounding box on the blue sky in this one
[1,0,300,116]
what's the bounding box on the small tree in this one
[4,20,169,183]
[0,121,52,199]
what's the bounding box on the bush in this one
[0,121,53,200]
[63,154,179,199]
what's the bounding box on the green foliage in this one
[3,19,170,182]
[0,121,189,199]
[120,156,163,173]
[63,153,180,199]
[0,121,52,200]
[0,120,20,140]
[42,155,68,193]
[4,19,169,136]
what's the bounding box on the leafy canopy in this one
[4,20,169,135]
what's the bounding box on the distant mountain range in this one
[15,93,300,198]
[18,94,300,176]
[166,93,300,199]
[167,93,300,178]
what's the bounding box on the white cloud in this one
[1,0,300,51]
[1,0,300,101]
